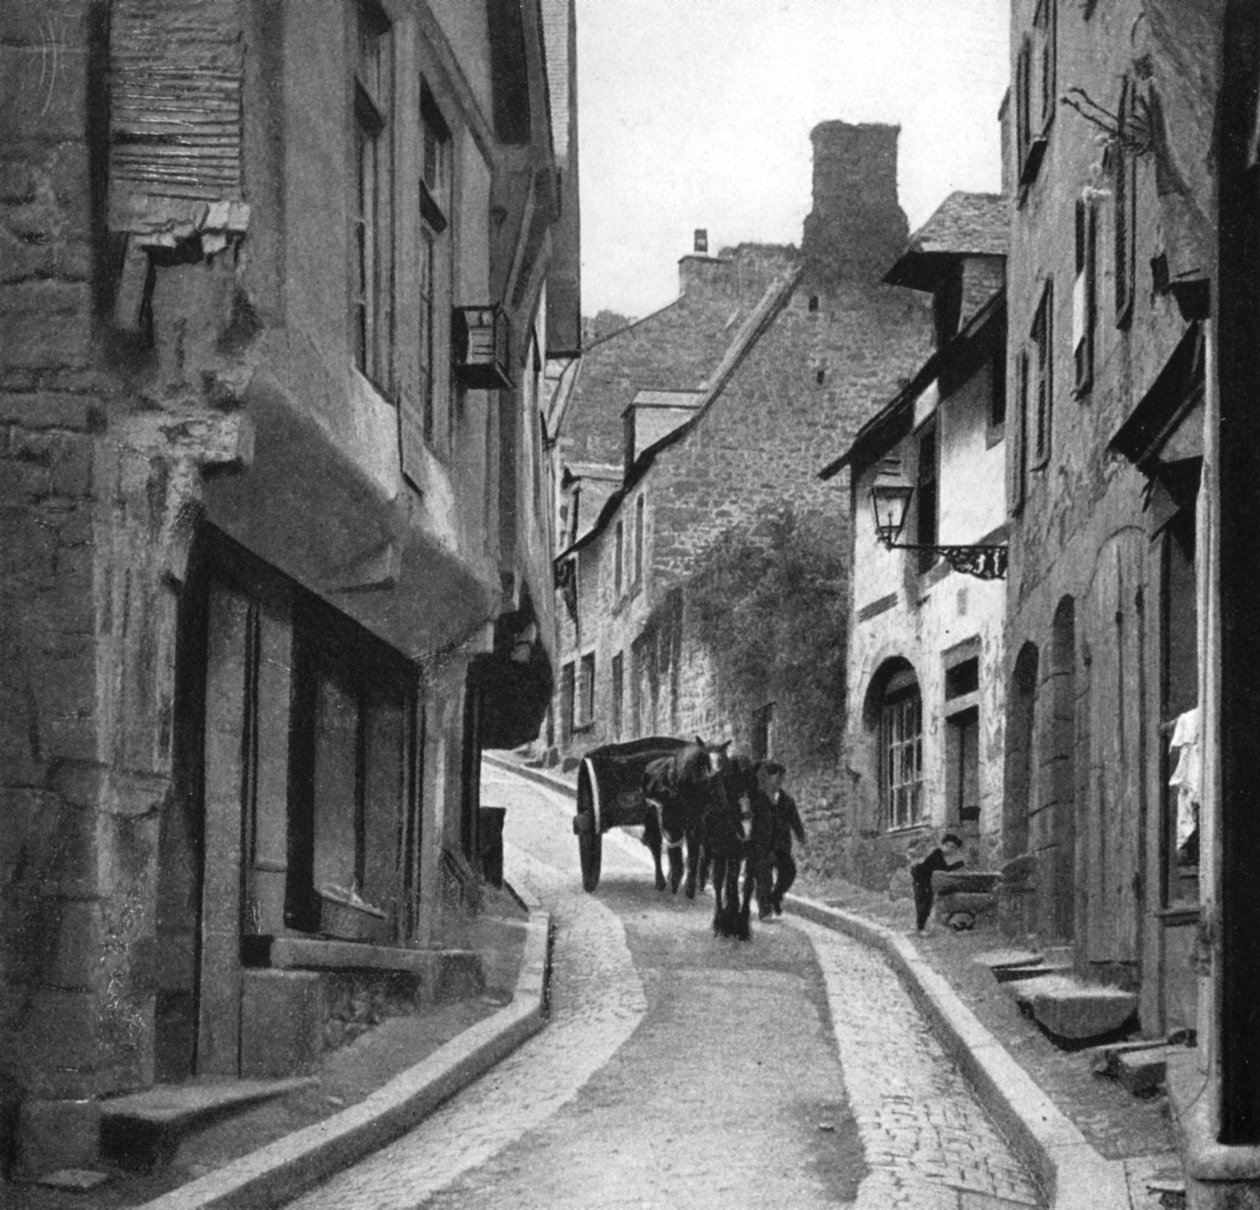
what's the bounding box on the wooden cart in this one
[570,736,688,891]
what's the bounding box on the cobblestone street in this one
[284,766,1043,1210]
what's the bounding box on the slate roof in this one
[884,192,1008,290]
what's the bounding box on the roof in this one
[628,389,703,409]
[556,266,804,560]
[818,288,1005,481]
[884,192,1009,290]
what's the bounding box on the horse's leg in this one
[710,851,724,934]
[667,837,684,894]
[642,807,667,891]
[739,847,756,930]
[732,856,750,939]
[683,822,700,899]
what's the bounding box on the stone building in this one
[0,0,576,1175]
[550,123,931,849]
[1001,0,1209,1043]
[820,192,1008,891]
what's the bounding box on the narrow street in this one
[283,764,1044,1210]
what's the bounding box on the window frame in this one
[614,519,624,598]
[352,1,394,396]
[1074,197,1098,396]
[610,651,624,739]
[1014,348,1030,512]
[1030,281,1054,469]
[633,494,645,587]
[915,416,940,575]
[880,677,924,831]
[418,82,452,449]
[577,651,596,728]
[1114,77,1138,328]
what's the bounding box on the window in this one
[611,652,624,739]
[1074,199,1098,394]
[419,85,451,445]
[915,418,939,574]
[614,520,624,597]
[1015,0,1056,188]
[287,592,419,940]
[1036,0,1057,131]
[881,673,923,830]
[353,1,393,392]
[1014,349,1030,511]
[578,652,595,727]
[752,702,776,760]
[1114,78,1137,327]
[1030,282,1054,467]
[945,657,980,699]
[633,495,645,586]
[991,341,1007,430]
[559,662,575,745]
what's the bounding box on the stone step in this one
[100,1077,315,1171]
[1006,975,1138,1044]
[993,961,1072,984]
[1087,1036,1172,1078]
[971,948,1044,972]
[1116,1046,1181,1096]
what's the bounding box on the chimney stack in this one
[801,121,909,288]
[693,228,708,254]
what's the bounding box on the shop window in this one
[288,598,418,938]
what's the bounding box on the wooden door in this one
[1082,531,1148,970]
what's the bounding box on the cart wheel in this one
[574,758,603,892]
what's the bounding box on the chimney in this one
[801,121,910,288]
[693,228,708,254]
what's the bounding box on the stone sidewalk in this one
[4,754,1185,1210]
[498,753,1185,1210]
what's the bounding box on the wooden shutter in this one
[109,0,246,237]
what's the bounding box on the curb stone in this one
[131,904,551,1210]
[484,752,1131,1209]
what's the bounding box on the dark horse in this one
[710,751,766,942]
[641,738,730,900]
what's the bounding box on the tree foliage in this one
[682,506,848,756]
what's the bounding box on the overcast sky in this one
[576,0,1011,319]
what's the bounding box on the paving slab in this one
[972,949,1045,971]
[101,1081,318,1130]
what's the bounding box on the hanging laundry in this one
[1168,706,1201,860]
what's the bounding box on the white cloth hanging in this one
[1168,707,1201,850]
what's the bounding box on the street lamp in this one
[869,463,1008,581]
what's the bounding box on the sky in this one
[576,0,1011,319]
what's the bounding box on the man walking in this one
[757,762,805,918]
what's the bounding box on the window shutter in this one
[1074,200,1096,393]
[1114,79,1136,326]
[1015,349,1030,508]
[108,0,247,241]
